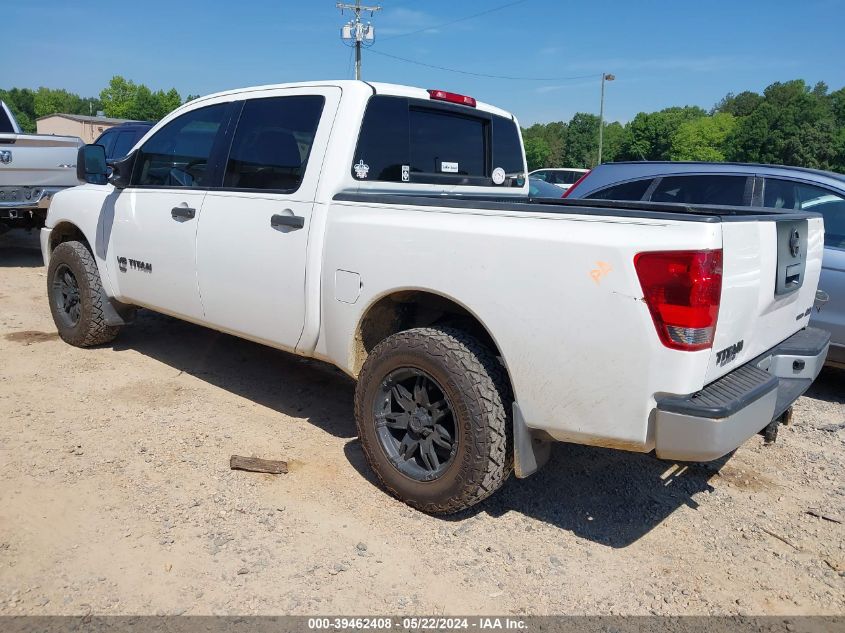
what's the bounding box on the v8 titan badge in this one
[401,165,410,182]
[491,167,506,185]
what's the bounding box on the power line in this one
[367,48,598,82]
[381,0,531,40]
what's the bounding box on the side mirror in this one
[108,151,136,189]
[77,144,108,184]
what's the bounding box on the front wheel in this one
[354,327,512,514]
[47,241,120,347]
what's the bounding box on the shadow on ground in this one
[113,310,357,440]
[344,439,724,548]
[0,231,43,268]
[114,310,724,548]
[804,366,845,405]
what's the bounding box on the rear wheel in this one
[354,327,512,514]
[47,241,120,347]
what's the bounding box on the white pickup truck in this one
[41,81,829,513]
[0,101,83,234]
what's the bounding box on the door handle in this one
[171,206,196,220]
[271,213,305,230]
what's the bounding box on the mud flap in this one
[100,288,136,327]
[513,403,551,478]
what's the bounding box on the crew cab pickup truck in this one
[0,101,83,234]
[41,81,829,513]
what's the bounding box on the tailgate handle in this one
[785,263,802,289]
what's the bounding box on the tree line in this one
[523,79,845,173]
[3,76,843,175]
[0,76,199,132]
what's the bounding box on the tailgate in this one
[0,134,83,188]
[706,213,825,383]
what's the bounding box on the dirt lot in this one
[0,229,843,616]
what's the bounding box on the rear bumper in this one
[0,186,63,211]
[825,342,845,369]
[654,327,830,461]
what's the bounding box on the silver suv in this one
[566,161,845,368]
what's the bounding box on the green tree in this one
[33,87,86,118]
[158,88,182,117]
[0,88,36,131]
[670,113,737,161]
[100,76,139,118]
[620,106,707,160]
[600,121,627,164]
[726,80,838,169]
[100,75,183,121]
[523,136,550,171]
[713,90,762,117]
[562,112,600,168]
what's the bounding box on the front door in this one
[196,88,340,349]
[105,102,232,321]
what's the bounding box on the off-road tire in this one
[47,241,120,347]
[355,326,513,514]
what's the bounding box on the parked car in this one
[0,101,83,233]
[93,121,154,162]
[565,161,844,368]
[43,82,828,513]
[528,167,588,191]
[528,176,564,198]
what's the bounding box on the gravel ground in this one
[0,230,843,616]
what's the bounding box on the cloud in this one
[377,8,443,36]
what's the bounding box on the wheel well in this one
[353,290,510,386]
[49,222,91,253]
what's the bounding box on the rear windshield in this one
[352,95,524,187]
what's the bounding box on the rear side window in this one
[134,104,229,188]
[649,175,748,206]
[766,178,845,248]
[224,95,324,192]
[352,95,524,186]
[587,179,652,201]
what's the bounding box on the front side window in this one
[649,175,748,206]
[587,178,652,201]
[532,170,550,181]
[352,95,525,185]
[134,104,229,188]
[766,178,845,248]
[223,95,324,192]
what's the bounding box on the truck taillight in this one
[427,89,477,107]
[634,249,722,351]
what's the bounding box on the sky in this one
[4,0,845,125]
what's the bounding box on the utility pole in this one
[338,0,381,80]
[597,72,615,166]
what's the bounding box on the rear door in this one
[195,87,340,350]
